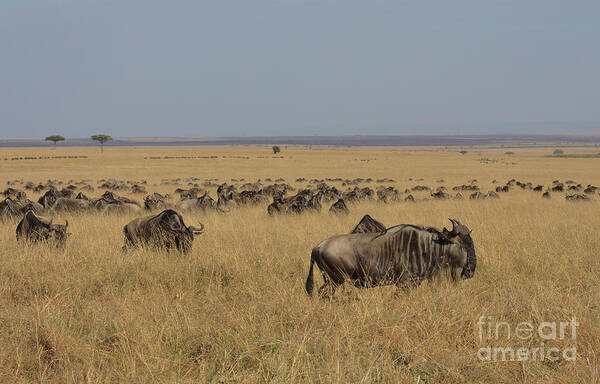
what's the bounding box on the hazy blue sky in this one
[1,1,598,138]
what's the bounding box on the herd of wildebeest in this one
[1,176,597,296]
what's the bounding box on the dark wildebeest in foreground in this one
[122,209,205,253]
[16,210,70,247]
[306,219,476,297]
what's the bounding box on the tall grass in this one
[0,146,598,382]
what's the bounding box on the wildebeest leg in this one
[318,283,336,298]
[122,225,140,252]
[122,231,136,252]
[395,275,423,291]
[451,267,462,282]
[317,273,331,297]
[317,273,339,298]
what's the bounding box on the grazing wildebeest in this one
[431,190,450,199]
[52,197,91,212]
[496,185,509,193]
[144,192,171,211]
[453,184,480,192]
[0,196,45,220]
[377,186,400,203]
[37,187,74,208]
[316,183,342,202]
[0,197,20,219]
[342,187,375,203]
[16,210,70,247]
[102,202,142,215]
[267,190,321,215]
[329,198,349,214]
[176,192,219,212]
[306,219,476,296]
[122,209,205,253]
[565,194,591,202]
[583,185,597,194]
[2,187,26,200]
[486,191,500,199]
[351,214,386,234]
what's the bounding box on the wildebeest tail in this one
[305,248,318,295]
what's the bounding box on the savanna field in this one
[0,145,599,383]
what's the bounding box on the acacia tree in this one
[45,135,65,149]
[91,134,112,153]
[272,145,281,154]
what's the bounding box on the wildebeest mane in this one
[371,224,446,242]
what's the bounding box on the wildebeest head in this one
[47,218,70,245]
[158,210,204,253]
[16,210,71,247]
[441,218,476,279]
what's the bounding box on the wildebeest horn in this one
[64,220,69,229]
[189,222,204,234]
[448,218,457,233]
[449,218,471,236]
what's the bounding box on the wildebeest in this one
[267,190,322,215]
[176,192,220,212]
[315,183,342,202]
[305,219,476,296]
[342,187,375,203]
[102,202,142,215]
[377,186,400,203]
[0,196,45,220]
[496,185,510,193]
[351,214,386,234]
[2,187,26,200]
[431,190,450,199]
[144,192,171,211]
[411,185,431,192]
[52,197,91,212]
[583,185,598,194]
[16,210,70,247]
[486,191,500,199]
[565,194,591,202]
[37,187,74,208]
[329,198,349,214]
[122,209,205,253]
[469,191,499,200]
[453,184,480,192]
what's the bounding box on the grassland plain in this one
[0,145,599,383]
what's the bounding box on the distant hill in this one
[1,134,599,148]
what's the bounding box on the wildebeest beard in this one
[149,218,194,253]
[461,235,477,279]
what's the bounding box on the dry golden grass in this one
[0,145,599,383]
